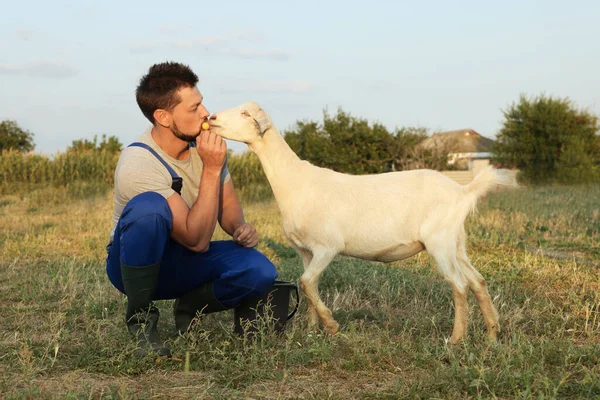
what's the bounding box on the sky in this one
[1,0,599,155]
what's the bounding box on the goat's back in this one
[282,167,470,245]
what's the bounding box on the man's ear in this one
[255,109,272,136]
[153,109,171,128]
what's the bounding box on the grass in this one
[1,183,599,399]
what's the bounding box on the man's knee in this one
[213,250,279,307]
[121,192,172,228]
[245,254,279,295]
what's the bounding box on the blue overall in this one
[105,142,278,308]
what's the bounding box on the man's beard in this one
[171,120,200,142]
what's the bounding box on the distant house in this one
[417,128,495,172]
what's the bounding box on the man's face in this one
[168,86,209,142]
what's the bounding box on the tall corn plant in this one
[227,150,272,204]
[0,149,119,195]
[1,147,272,203]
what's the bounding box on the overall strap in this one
[128,142,183,195]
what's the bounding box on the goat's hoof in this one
[447,336,464,345]
[324,321,339,335]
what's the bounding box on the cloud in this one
[220,79,313,95]
[128,29,290,61]
[367,80,396,92]
[259,80,312,94]
[158,24,182,35]
[176,36,228,48]
[16,29,36,41]
[229,28,265,42]
[234,49,290,61]
[128,36,228,54]
[129,43,159,55]
[0,61,78,79]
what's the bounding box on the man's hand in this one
[196,127,226,171]
[233,223,259,248]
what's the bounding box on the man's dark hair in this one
[135,61,199,124]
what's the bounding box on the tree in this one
[389,127,454,171]
[492,94,600,184]
[0,120,35,152]
[67,134,123,153]
[284,108,396,174]
[283,108,451,174]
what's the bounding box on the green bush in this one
[493,94,600,185]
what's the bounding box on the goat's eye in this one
[241,110,251,117]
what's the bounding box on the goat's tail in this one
[462,166,518,213]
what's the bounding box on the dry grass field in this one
[1,183,599,399]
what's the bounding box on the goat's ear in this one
[255,109,272,136]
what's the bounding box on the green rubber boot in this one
[174,281,228,334]
[121,262,171,358]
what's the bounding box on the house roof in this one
[417,129,495,153]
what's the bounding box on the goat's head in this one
[209,102,272,144]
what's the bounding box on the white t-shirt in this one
[108,127,230,245]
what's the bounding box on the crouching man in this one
[105,61,278,357]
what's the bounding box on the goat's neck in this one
[248,127,304,205]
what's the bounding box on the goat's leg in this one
[447,278,469,344]
[299,247,339,335]
[296,248,318,331]
[457,249,500,341]
[428,244,469,343]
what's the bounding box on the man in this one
[105,61,279,357]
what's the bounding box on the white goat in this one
[210,102,515,343]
